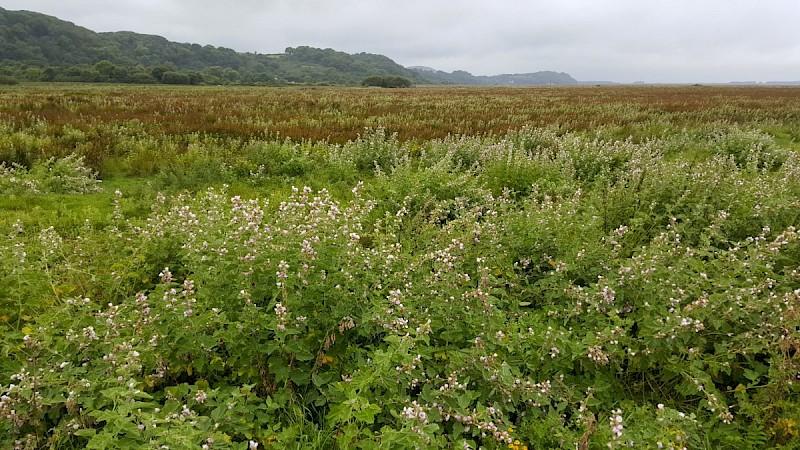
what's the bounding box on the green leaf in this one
[73,428,97,437]
[312,372,335,387]
[86,433,115,449]
[354,403,381,424]
[269,357,291,383]
[326,402,353,425]
[457,393,471,410]
[290,369,311,386]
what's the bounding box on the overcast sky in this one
[2,0,799,82]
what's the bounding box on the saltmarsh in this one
[2,85,800,449]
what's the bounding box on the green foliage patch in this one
[0,153,102,195]
[2,87,800,449]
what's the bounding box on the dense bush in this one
[362,76,412,88]
[0,75,19,85]
[0,154,102,195]
[3,125,800,448]
[2,86,800,448]
[160,71,192,85]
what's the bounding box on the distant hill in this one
[0,8,424,85]
[410,68,578,86]
[407,66,437,72]
[579,81,618,85]
[0,7,578,86]
[729,81,800,86]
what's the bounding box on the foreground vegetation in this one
[2,85,800,449]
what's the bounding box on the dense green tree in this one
[127,67,156,83]
[24,67,43,80]
[150,64,173,82]
[62,65,98,82]
[362,76,412,88]
[185,70,204,85]
[222,67,240,83]
[94,60,118,81]
[42,67,55,81]
[160,71,190,85]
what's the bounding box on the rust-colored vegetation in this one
[2,85,800,140]
[1,84,799,173]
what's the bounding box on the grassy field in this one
[2,84,800,449]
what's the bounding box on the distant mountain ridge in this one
[409,68,578,85]
[0,7,427,85]
[0,7,577,86]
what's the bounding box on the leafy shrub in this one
[160,71,192,85]
[234,140,318,180]
[0,126,52,169]
[0,162,41,194]
[0,75,19,85]
[711,128,788,169]
[155,145,231,189]
[122,136,181,177]
[3,86,800,448]
[331,127,409,174]
[3,159,800,447]
[32,154,103,194]
[0,154,101,195]
[362,76,412,88]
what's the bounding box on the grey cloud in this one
[1,0,799,82]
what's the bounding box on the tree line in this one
[0,60,415,87]
[0,60,280,85]
[0,8,424,86]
